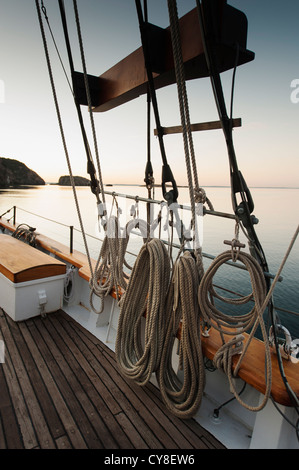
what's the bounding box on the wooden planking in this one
[0,362,24,449]
[0,309,225,449]
[0,312,56,448]
[60,315,184,449]
[17,319,88,449]
[59,311,224,449]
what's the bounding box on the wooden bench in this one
[0,234,66,283]
[0,232,67,321]
[0,219,121,300]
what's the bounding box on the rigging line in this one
[72,0,106,206]
[195,0,269,274]
[143,0,153,186]
[197,0,299,422]
[195,1,243,190]
[167,0,201,258]
[35,0,94,278]
[135,0,178,205]
[135,0,167,166]
[143,0,155,227]
[57,0,101,203]
[40,0,73,95]
[167,0,199,190]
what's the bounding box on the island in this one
[0,157,45,188]
[58,175,90,186]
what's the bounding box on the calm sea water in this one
[0,184,298,338]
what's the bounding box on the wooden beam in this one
[154,118,242,136]
[92,5,254,112]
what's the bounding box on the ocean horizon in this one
[0,184,298,339]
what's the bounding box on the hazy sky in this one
[0,0,298,187]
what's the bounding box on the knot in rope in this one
[213,333,245,375]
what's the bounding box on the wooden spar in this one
[154,118,242,136]
[86,5,254,112]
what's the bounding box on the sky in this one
[0,0,298,188]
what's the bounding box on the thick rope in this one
[89,215,120,313]
[198,248,272,411]
[115,239,171,386]
[89,215,150,313]
[167,0,212,274]
[158,251,205,419]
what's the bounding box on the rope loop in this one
[115,239,171,386]
[198,247,272,411]
[157,251,205,418]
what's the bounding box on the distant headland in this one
[58,175,90,186]
[0,157,45,188]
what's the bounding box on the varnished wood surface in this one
[154,118,242,136]
[201,325,299,407]
[0,309,225,449]
[93,7,254,112]
[0,234,66,283]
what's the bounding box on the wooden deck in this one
[0,309,225,450]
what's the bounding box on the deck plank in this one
[0,364,23,449]
[56,313,172,449]
[0,309,225,449]
[17,320,88,449]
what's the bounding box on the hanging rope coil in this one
[115,238,171,386]
[198,247,272,411]
[90,214,150,313]
[89,216,120,313]
[158,251,205,419]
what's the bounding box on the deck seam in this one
[0,309,225,449]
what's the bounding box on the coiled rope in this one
[198,246,272,411]
[90,215,121,313]
[90,215,150,313]
[158,251,205,419]
[12,223,37,247]
[115,238,170,386]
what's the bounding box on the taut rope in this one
[167,0,214,273]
